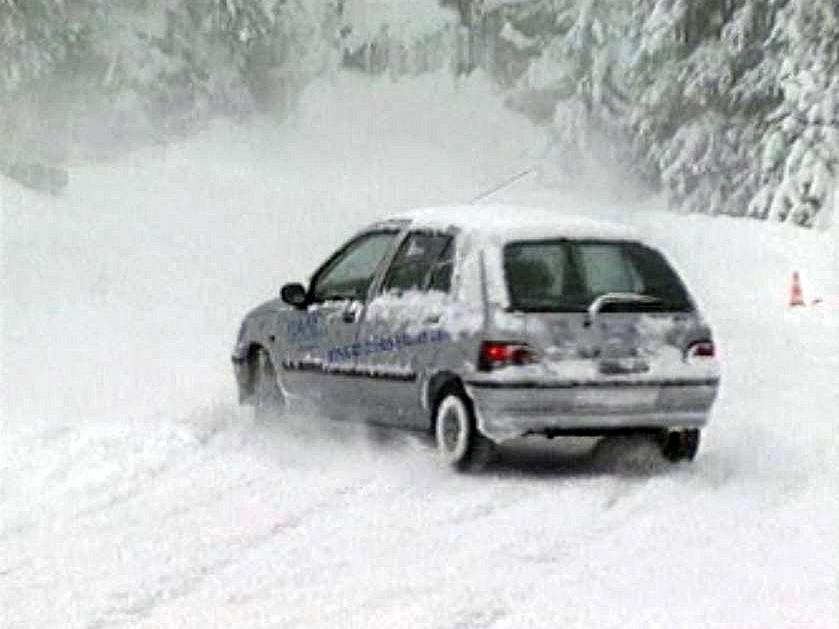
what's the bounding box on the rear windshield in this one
[503,240,694,312]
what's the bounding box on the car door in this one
[357,230,456,428]
[281,228,401,416]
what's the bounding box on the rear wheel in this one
[252,347,284,420]
[659,429,701,462]
[434,389,495,471]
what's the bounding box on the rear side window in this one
[382,232,454,294]
[503,240,693,312]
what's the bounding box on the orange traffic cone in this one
[789,271,805,307]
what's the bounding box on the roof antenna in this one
[469,168,536,204]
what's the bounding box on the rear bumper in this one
[465,378,719,443]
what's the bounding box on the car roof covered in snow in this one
[390,205,637,242]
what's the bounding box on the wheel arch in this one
[424,370,472,430]
[238,342,270,402]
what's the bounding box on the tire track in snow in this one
[87,477,376,628]
[82,418,431,629]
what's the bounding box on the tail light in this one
[478,341,537,371]
[685,340,716,362]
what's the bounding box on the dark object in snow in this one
[0,161,69,194]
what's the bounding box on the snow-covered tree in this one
[0,0,77,96]
[337,0,458,77]
[496,0,638,186]
[525,0,632,113]
[252,0,340,114]
[98,0,271,136]
[3,0,836,230]
[749,0,839,228]
[0,0,109,159]
[624,0,754,214]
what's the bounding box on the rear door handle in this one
[423,314,441,324]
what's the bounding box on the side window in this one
[381,233,454,294]
[311,231,397,302]
[428,238,454,293]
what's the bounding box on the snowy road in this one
[3,310,835,629]
[2,74,837,628]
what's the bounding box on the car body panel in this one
[232,205,720,442]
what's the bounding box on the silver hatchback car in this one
[232,206,720,469]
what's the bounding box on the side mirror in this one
[280,283,308,308]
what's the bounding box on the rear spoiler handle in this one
[585,293,660,327]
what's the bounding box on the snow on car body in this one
[232,205,720,468]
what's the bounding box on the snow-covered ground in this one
[2,72,837,628]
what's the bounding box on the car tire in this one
[659,429,701,462]
[592,434,669,476]
[253,347,284,420]
[434,388,495,471]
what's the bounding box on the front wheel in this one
[252,347,284,420]
[659,429,701,462]
[434,390,494,471]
